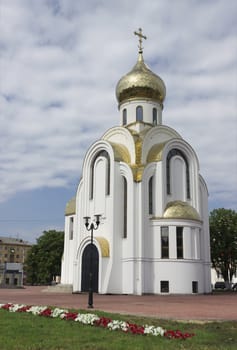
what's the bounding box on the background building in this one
[61,31,211,295]
[0,237,32,287]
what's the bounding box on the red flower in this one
[17,305,31,312]
[63,312,78,321]
[164,330,195,339]
[127,323,145,335]
[1,303,13,310]
[40,308,52,317]
[94,316,112,328]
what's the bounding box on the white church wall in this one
[61,215,75,284]
[142,260,154,293]
[154,162,165,217]
[120,164,137,294]
[122,260,134,293]
[152,260,203,294]
[119,163,135,257]
[198,176,212,293]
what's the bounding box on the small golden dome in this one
[116,53,166,106]
[65,197,76,216]
[164,201,201,221]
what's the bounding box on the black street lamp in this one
[83,214,101,308]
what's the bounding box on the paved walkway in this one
[0,286,236,321]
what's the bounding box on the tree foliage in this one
[210,208,237,286]
[25,230,64,285]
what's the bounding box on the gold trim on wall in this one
[95,237,110,257]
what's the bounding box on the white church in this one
[61,29,212,295]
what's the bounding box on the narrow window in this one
[166,149,190,198]
[160,281,169,293]
[90,150,110,199]
[136,106,143,121]
[153,108,157,125]
[69,217,74,240]
[123,177,127,238]
[122,109,127,125]
[192,281,198,293]
[176,227,183,259]
[161,226,169,258]
[148,176,153,215]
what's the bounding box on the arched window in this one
[123,176,127,238]
[136,106,143,121]
[90,150,110,199]
[166,149,190,199]
[148,176,153,215]
[153,108,157,125]
[122,109,127,125]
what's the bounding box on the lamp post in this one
[83,214,101,308]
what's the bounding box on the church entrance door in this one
[81,244,99,292]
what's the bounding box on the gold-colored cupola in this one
[116,28,166,107]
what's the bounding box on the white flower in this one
[27,305,48,315]
[107,320,128,331]
[75,313,99,325]
[51,308,68,318]
[144,325,165,336]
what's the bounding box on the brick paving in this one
[0,286,236,321]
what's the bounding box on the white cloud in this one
[0,0,236,221]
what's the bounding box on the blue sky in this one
[0,0,236,243]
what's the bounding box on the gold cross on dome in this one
[134,28,147,53]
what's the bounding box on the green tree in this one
[25,230,64,285]
[210,208,237,288]
[24,244,39,285]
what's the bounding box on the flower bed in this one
[0,303,194,340]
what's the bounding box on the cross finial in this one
[134,28,147,54]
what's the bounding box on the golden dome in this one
[116,53,166,106]
[164,201,201,221]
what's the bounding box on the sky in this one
[0,0,236,243]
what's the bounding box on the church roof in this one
[65,197,76,216]
[116,52,166,107]
[163,201,201,221]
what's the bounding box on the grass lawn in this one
[0,308,236,350]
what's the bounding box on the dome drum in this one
[120,99,162,126]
